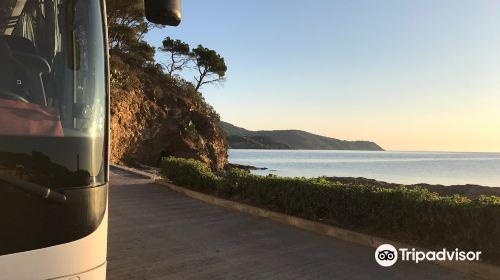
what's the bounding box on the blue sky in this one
[145,0,500,152]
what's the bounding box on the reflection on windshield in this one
[0,151,91,189]
[0,0,106,187]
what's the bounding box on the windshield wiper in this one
[0,176,67,204]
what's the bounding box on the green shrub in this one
[160,156,219,193]
[161,157,500,263]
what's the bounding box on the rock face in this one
[110,87,227,171]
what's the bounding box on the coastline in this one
[162,156,500,266]
[226,163,268,171]
[324,176,500,199]
[227,163,500,199]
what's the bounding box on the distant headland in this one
[222,122,384,151]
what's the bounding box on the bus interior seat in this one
[1,35,37,54]
[0,38,29,100]
[0,35,50,106]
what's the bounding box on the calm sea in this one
[228,150,500,187]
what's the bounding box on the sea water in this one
[228,150,500,187]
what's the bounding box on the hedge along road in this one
[107,168,479,280]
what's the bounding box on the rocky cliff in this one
[110,78,228,171]
[105,1,228,171]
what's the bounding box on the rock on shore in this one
[326,176,500,199]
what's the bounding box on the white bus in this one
[0,0,180,279]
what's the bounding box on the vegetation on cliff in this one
[106,0,228,170]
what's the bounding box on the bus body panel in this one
[0,193,107,279]
[52,263,107,280]
[1,0,109,278]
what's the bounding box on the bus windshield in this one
[0,0,107,189]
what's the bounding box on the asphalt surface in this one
[107,168,479,280]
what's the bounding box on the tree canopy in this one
[106,0,228,93]
[106,0,156,67]
[159,37,191,76]
[191,45,227,91]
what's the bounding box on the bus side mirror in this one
[144,0,182,26]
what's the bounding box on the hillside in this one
[222,122,383,151]
[110,82,228,170]
[107,1,228,171]
[226,135,292,149]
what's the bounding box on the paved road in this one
[107,168,479,280]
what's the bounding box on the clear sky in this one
[145,0,500,152]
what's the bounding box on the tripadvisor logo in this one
[374,244,482,267]
[375,244,398,267]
